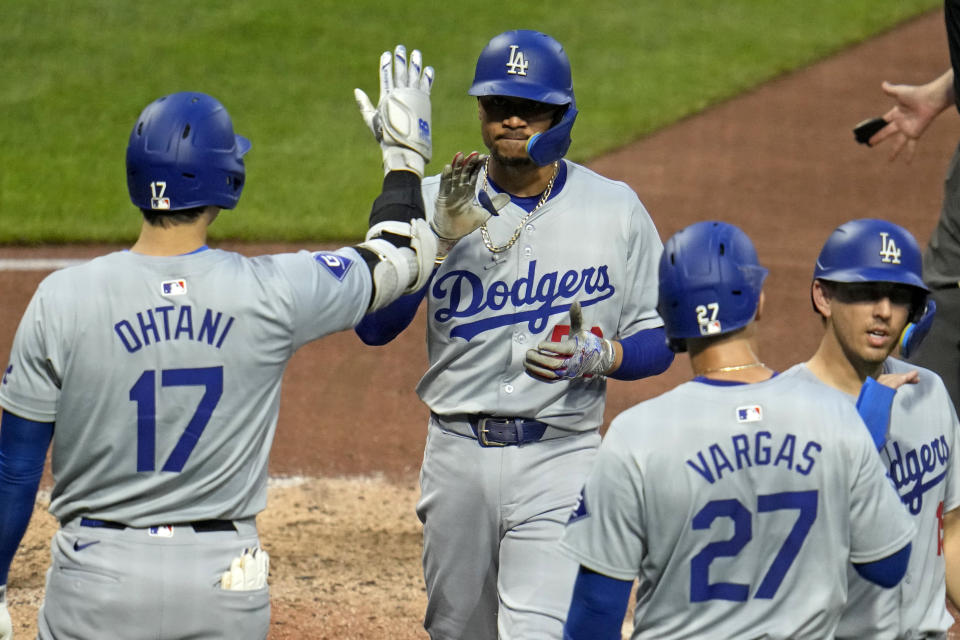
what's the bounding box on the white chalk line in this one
[0,258,89,271]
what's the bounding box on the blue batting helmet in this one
[469,30,577,166]
[814,218,929,292]
[658,221,769,352]
[813,218,929,321]
[126,92,251,212]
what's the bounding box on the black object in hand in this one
[853,117,888,146]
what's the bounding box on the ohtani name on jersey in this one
[885,437,950,515]
[114,305,235,353]
[431,260,615,341]
[686,431,822,484]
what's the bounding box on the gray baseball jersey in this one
[560,369,916,639]
[413,160,664,639]
[790,361,960,639]
[0,246,370,526]
[418,160,663,427]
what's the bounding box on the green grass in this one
[0,0,940,244]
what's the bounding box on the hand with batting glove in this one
[432,152,510,260]
[355,45,434,177]
[899,298,936,359]
[0,585,11,640]
[525,301,616,381]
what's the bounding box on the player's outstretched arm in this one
[0,411,54,640]
[352,44,438,312]
[354,171,437,312]
[944,506,960,608]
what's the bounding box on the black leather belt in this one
[469,416,549,447]
[80,517,236,532]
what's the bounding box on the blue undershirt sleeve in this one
[563,566,633,640]
[0,411,53,585]
[354,275,432,346]
[609,326,674,381]
[853,543,911,588]
[855,376,896,450]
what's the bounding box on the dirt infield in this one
[4,8,960,638]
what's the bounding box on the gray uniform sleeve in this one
[847,406,917,563]
[559,423,646,581]
[939,381,960,514]
[253,247,373,352]
[616,198,664,339]
[0,276,62,422]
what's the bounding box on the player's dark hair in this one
[141,206,208,227]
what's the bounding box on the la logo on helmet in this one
[505,45,529,76]
[879,232,901,264]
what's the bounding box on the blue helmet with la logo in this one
[469,30,578,166]
[126,92,251,212]
[657,221,769,352]
[813,219,929,291]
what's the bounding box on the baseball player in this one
[561,221,916,639]
[355,30,674,639]
[0,46,499,639]
[787,218,960,639]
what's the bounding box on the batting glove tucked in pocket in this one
[220,547,269,591]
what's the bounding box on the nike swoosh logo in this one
[73,540,100,552]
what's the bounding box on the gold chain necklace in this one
[696,362,766,375]
[479,157,559,254]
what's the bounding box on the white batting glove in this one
[220,547,269,591]
[432,152,510,260]
[0,585,12,640]
[355,45,434,177]
[525,301,615,381]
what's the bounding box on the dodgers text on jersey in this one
[884,436,950,515]
[431,260,614,340]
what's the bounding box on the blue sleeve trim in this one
[609,326,674,381]
[853,543,911,588]
[0,411,53,585]
[354,282,429,346]
[855,376,896,450]
[563,566,633,640]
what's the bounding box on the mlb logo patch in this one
[148,525,174,538]
[314,252,354,281]
[737,405,763,423]
[699,320,722,335]
[161,279,187,296]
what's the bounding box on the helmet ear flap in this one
[526,105,578,166]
